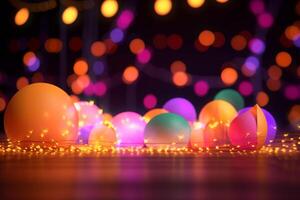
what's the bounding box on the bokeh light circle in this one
[221,67,238,85]
[143,94,157,109]
[62,6,78,25]
[154,0,172,16]
[100,0,119,18]
[194,80,209,97]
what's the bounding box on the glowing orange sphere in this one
[144,108,168,123]
[198,30,215,46]
[275,51,292,68]
[15,8,29,26]
[4,83,78,143]
[88,123,117,147]
[123,66,139,84]
[221,67,238,85]
[172,71,189,87]
[198,100,237,147]
[199,100,237,125]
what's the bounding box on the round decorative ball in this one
[214,89,244,110]
[88,122,117,147]
[143,108,168,123]
[111,112,146,147]
[198,100,237,146]
[144,113,191,148]
[163,97,197,122]
[199,100,237,125]
[74,101,103,144]
[229,105,268,149]
[239,107,277,143]
[4,83,78,144]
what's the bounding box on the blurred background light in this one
[15,8,29,26]
[187,0,205,8]
[221,67,238,85]
[101,0,119,18]
[154,0,172,16]
[62,6,78,25]
[123,66,139,84]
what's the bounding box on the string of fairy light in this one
[1,0,300,130]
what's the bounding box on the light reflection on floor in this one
[0,155,300,199]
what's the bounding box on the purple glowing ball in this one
[239,107,277,143]
[111,112,146,147]
[163,97,197,122]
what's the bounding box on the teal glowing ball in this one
[144,113,191,148]
[214,89,244,110]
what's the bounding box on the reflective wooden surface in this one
[0,155,300,199]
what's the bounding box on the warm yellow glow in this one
[15,8,29,26]
[62,6,78,25]
[187,0,205,8]
[216,0,229,3]
[154,0,172,16]
[100,0,119,18]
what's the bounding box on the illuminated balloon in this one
[88,122,117,147]
[112,112,146,147]
[143,108,168,123]
[239,107,277,143]
[4,83,78,144]
[198,100,237,146]
[229,105,268,149]
[190,121,205,148]
[199,100,237,125]
[144,113,191,148]
[214,89,244,110]
[163,97,197,122]
[74,101,103,144]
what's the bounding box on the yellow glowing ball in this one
[154,0,172,16]
[143,108,168,123]
[101,0,119,18]
[62,6,78,25]
[88,123,117,147]
[15,8,29,26]
[199,100,237,125]
[4,83,78,144]
[187,0,205,8]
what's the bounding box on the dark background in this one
[0,0,299,135]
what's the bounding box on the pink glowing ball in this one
[111,112,146,147]
[239,107,277,144]
[74,101,103,144]
[229,105,268,150]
